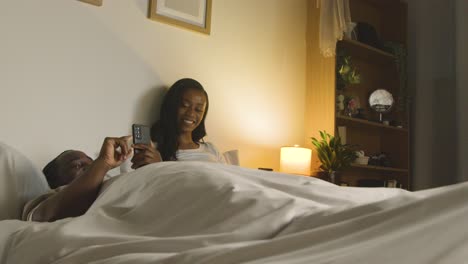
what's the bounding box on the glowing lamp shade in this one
[280,146,312,175]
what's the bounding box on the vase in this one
[336,93,345,115]
[329,171,339,184]
[318,171,340,185]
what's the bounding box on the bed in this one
[0,143,467,263]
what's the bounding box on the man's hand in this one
[30,135,134,222]
[131,141,162,169]
[97,136,132,170]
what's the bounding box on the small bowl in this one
[354,156,370,165]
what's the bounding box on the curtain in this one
[317,0,354,57]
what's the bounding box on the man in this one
[42,150,94,189]
[21,149,94,221]
[22,136,135,222]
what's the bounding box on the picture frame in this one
[78,0,103,6]
[345,95,361,117]
[148,0,212,35]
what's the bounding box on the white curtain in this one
[317,0,354,57]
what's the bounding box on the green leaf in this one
[310,130,357,172]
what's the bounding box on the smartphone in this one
[132,124,151,146]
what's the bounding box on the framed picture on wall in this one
[148,0,212,35]
[77,0,103,6]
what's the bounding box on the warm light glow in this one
[280,146,312,175]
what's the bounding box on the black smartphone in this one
[132,124,151,146]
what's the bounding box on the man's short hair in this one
[42,150,73,189]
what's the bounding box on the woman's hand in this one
[131,141,162,169]
[97,136,132,170]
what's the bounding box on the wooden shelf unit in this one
[340,38,395,64]
[335,0,410,189]
[351,164,408,173]
[336,115,408,132]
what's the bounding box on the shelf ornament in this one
[336,50,361,91]
[383,41,409,112]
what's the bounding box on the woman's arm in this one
[31,136,131,222]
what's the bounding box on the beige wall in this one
[0,0,307,170]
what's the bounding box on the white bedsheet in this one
[1,161,467,264]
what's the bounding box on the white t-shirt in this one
[117,141,227,174]
[176,142,226,164]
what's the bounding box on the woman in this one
[131,78,226,169]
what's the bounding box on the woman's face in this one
[177,88,207,134]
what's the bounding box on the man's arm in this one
[31,136,131,222]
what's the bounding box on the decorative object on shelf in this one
[355,22,383,50]
[336,94,345,114]
[337,126,347,144]
[386,179,398,188]
[368,152,392,167]
[369,89,394,122]
[78,0,102,6]
[353,150,369,165]
[311,131,357,184]
[345,95,360,117]
[383,41,409,112]
[354,108,366,119]
[280,145,312,176]
[336,50,361,90]
[148,0,212,35]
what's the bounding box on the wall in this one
[407,0,459,189]
[304,1,335,174]
[0,0,307,171]
[456,0,468,182]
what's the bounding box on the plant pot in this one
[318,171,340,185]
[329,171,340,184]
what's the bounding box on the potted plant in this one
[336,50,361,91]
[311,131,357,184]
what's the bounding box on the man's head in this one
[43,150,93,189]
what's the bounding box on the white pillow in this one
[223,149,239,166]
[0,142,50,220]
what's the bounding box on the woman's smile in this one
[177,88,207,133]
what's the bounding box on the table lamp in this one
[280,145,312,176]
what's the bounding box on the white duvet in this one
[1,161,467,264]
